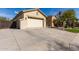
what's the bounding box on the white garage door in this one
[27,18,43,28]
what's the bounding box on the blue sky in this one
[0,8,79,19]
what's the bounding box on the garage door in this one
[27,18,43,28]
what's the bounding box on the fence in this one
[0,21,12,28]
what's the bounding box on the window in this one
[25,17,27,20]
[36,12,38,15]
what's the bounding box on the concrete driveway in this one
[0,28,79,51]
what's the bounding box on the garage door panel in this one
[27,18,43,28]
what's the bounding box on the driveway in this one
[0,28,78,51]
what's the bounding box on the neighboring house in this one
[12,9,47,29]
[46,16,57,28]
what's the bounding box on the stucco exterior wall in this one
[24,10,46,19]
[23,10,46,28]
[24,10,46,28]
[20,17,28,29]
[51,16,56,27]
[14,10,46,29]
[47,16,56,28]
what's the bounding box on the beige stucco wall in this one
[51,16,56,27]
[24,10,46,19]
[47,16,56,28]
[24,10,46,28]
[20,18,28,29]
[20,10,46,29]
[14,10,46,29]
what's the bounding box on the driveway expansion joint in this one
[10,29,21,51]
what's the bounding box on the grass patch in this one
[65,28,79,33]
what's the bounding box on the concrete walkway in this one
[0,28,78,51]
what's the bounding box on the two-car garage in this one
[20,17,44,29]
[27,18,43,28]
[13,9,46,29]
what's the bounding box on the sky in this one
[0,8,79,19]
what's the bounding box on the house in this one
[46,16,57,28]
[12,9,47,29]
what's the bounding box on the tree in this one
[0,16,10,22]
[61,9,77,28]
[56,11,63,27]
